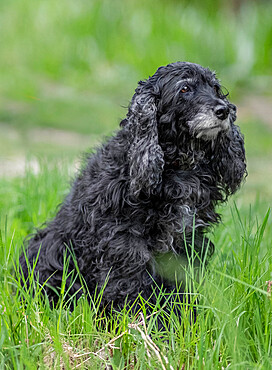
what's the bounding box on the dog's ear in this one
[214,124,247,197]
[126,82,164,197]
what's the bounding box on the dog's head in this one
[154,62,236,140]
[126,62,246,197]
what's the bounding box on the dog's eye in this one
[181,86,189,93]
[214,85,220,95]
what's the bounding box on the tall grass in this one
[0,164,271,368]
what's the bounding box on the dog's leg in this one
[19,230,82,304]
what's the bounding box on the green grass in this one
[0,0,271,142]
[1,0,272,367]
[0,163,271,369]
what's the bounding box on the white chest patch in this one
[151,251,202,286]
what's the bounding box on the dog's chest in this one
[157,172,213,228]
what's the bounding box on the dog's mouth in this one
[196,121,230,139]
[187,111,231,140]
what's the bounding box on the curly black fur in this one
[19,62,246,315]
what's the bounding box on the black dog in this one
[20,62,246,316]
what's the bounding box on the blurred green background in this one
[0,0,272,203]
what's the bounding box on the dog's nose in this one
[214,105,230,120]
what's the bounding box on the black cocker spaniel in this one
[20,62,246,318]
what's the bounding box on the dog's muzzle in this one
[188,106,231,140]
